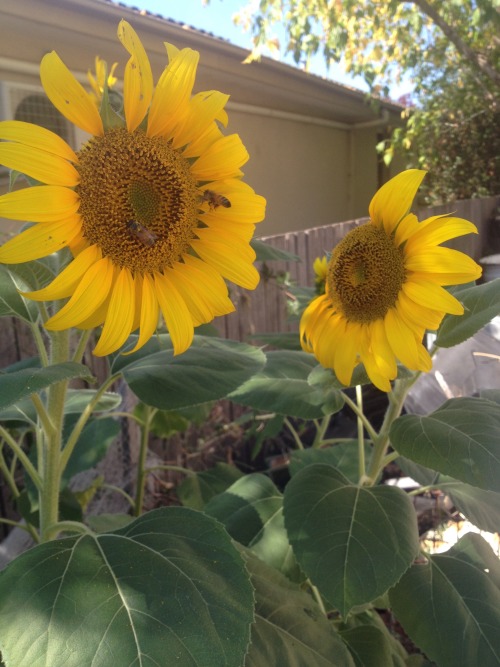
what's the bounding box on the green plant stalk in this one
[312,415,330,449]
[366,377,413,483]
[134,404,157,516]
[145,464,197,476]
[284,417,305,450]
[39,329,70,542]
[342,392,378,443]
[355,384,366,480]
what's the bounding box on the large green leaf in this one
[205,473,301,580]
[113,335,266,410]
[399,456,500,533]
[0,388,121,424]
[436,279,500,348]
[62,416,120,486]
[290,442,372,484]
[176,463,244,510]
[284,464,419,616]
[251,238,300,262]
[242,550,355,667]
[0,507,254,667]
[389,533,500,667]
[228,350,344,418]
[339,625,406,667]
[391,397,500,493]
[0,362,94,411]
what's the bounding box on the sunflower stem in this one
[284,417,305,450]
[0,426,41,491]
[312,415,330,449]
[39,329,71,542]
[134,404,156,516]
[355,385,366,481]
[366,378,412,483]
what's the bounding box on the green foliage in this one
[231,0,500,202]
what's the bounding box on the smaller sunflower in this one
[300,170,482,392]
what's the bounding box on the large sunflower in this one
[300,170,482,392]
[0,21,265,356]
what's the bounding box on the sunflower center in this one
[76,128,200,273]
[326,223,406,323]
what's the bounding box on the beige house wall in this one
[0,0,405,238]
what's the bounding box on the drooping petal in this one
[45,257,114,330]
[384,308,421,371]
[148,47,199,139]
[333,320,361,387]
[40,52,103,136]
[395,290,444,331]
[0,186,79,222]
[154,271,194,355]
[369,169,426,235]
[369,318,398,380]
[165,263,212,326]
[0,120,77,162]
[194,227,256,262]
[0,143,79,187]
[0,217,81,263]
[190,134,248,181]
[22,244,102,300]
[124,273,160,354]
[190,237,259,290]
[93,267,136,356]
[402,277,464,315]
[180,255,235,317]
[118,20,153,133]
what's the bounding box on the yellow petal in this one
[45,257,114,330]
[369,169,426,235]
[409,270,481,287]
[190,237,259,290]
[190,134,248,181]
[40,52,104,136]
[154,271,194,355]
[180,255,235,317]
[182,121,223,158]
[0,143,79,187]
[0,120,77,162]
[172,90,229,149]
[22,244,102,300]
[395,290,444,331]
[148,48,199,139]
[124,273,160,355]
[313,311,346,371]
[402,277,464,315]
[194,227,256,262]
[384,308,421,370]
[405,247,482,280]
[199,187,266,224]
[203,219,256,242]
[405,216,478,253]
[94,267,136,356]
[0,185,79,222]
[369,318,397,380]
[0,217,81,263]
[333,320,361,386]
[118,20,153,133]
[393,213,420,247]
[165,263,212,326]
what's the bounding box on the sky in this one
[117,0,377,95]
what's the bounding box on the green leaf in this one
[229,350,345,418]
[284,464,419,616]
[339,625,404,667]
[389,533,500,667]
[249,331,303,350]
[242,550,355,667]
[176,462,244,510]
[205,473,301,580]
[251,238,300,262]
[391,397,500,493]
[398,456,500,534]
[86,513,133,533]
[0,388,121,423]
[290,442,372,484]
[0,507,254,667]
[436,279,500,348]
[113,335,266,410]
[0,265,39,322]
[0,362,94,412]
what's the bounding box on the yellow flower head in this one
[313,255,328,295]
[300,170,482,392]
[87,56,118,104]
[0,21,266,357]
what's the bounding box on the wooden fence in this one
[214,195,500,342]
